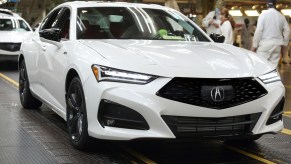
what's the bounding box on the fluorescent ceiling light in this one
[281,9,291,16]
[229,10,243,16]
[245,10,259,16]
[189,14,196,17]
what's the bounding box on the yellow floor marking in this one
[283,114,291,118]
[122,147,157,164]
[0,73,19,87]
[284,111,291,114]
[282,128,291,135]
[224,145,276,164]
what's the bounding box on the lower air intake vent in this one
[162,113,261,138]
[0,43,21,52]
[98,99,149,130]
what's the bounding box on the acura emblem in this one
[211,87,224,102]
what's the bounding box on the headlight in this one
[258,70,281,84]
[91,65,157,84]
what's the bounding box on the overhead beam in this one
[225,0,291,6]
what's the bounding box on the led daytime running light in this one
[258,70,281,84]
[92,65,157,84]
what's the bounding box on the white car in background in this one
[19,2,284,150]
[0,9,32,60]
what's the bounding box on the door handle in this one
[41,46,46,51]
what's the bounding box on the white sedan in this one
[0,9,32,60]
[20,1,285,149]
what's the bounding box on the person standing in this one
[241,18,253,50]
[202,0,224,36]
[220,7,235,45]
[282,22,291,64]
[251,0,290,67]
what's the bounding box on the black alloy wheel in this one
[19,60,42,109]
[66,77,90,149]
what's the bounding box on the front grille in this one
[0,43,21,52]
[156,78,268,109]
[162,113,261,138]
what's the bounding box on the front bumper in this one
[0,52,19,61]
[0,49,20,55]
[83,75,284,140]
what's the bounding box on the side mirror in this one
[39,28,61,42]
[210,33,225,43]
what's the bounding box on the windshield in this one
[0,18,31,31]
[76,7,210,42]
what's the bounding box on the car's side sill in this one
[30,89,67,120]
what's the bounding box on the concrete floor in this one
[0,60,291,164]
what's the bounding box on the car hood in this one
[80,40,273,78]
[0,31,31,43]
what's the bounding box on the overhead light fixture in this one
[245,10,260,16]
[229,10,243,16]
[276,4,283,9]
[252,5,260,10]
[189,14,196,18]
[281,9,291,16]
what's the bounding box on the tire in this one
[19,60,42,109]
[66,77,91,150]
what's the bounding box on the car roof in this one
[0,8,22,19]
[58,1,171,10]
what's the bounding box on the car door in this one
[28,8,64,100]
[40,8,71,112]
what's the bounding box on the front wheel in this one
[66,77,91,150]
[19,60,42,109]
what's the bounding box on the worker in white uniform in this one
[220,7,234,45]
[202,0,224,36]
[282,23,291,64]
[251,0,290,67]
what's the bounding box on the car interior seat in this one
[110,22,125,39]
[61,20,70,39]
[83,24,108,39]
[82,20,89,29]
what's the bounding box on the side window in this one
[166,17,183,31]
[39,8,63,30]
[56,8,71,40]
[18,19,31,31]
